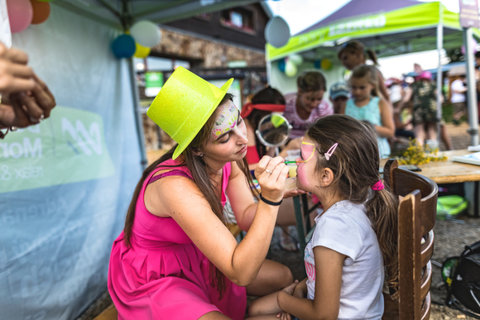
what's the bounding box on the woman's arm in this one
[278,247,344,320]
[227,160,260,230]
[376,98,395,138]
[146,157,288,287]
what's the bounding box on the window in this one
[220,8,254,33]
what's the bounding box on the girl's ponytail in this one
[366,186,399,297]
[365,48,379,65]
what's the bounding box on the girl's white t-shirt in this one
[304,200,384,320]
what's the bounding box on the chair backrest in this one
[383,160,438,320]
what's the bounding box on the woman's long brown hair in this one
[122,93,258,297]
[307,114,399,294]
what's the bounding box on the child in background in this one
[248,115,398,320]
[283,71,333,139]
[242,87,299,252]
[281,71,333,155]
[337,40,390,103]
[345,64,395,158]
[328,81,349,114]
[242,86,286,171]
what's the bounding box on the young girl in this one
[283,71,333,140]
[345,64,395,158]
[108,67,293,319]
[248,114,398,320]
[337,40,390,103]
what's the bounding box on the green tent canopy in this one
[266,1,479,62]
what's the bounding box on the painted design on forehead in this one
[211,103,239,139]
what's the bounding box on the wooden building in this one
[140,2,272,151]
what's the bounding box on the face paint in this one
[297,141,316,164]
[211,103,246,141]
[296,140,316,189]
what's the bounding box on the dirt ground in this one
[78,122,480,319]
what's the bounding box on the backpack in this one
[442,241,480,319]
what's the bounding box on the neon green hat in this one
[147,67,233,159]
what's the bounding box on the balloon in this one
[130,20,161,48]
[134,42,151,58]
[321,58,332,71]
[288,54,303,66]
[278,59,286,72]
[7,0,33,33]
[30,0,50,24]
[264,16,290,48]
[111,34,136,59]
[313,60,321,69]
[285,60,297,77]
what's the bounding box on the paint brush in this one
[284,160,297,164]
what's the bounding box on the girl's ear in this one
[319,167,335,187]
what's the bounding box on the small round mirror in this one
[255,113,292,147]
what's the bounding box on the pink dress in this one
[108,159,246,319]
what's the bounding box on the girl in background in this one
[242,86,286,171]
[345,64,395,158]
[248,115,398,320]
[242,86,300,252]
[337,40,390,103]
[283,71,333,140]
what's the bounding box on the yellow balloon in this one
[285,60,297,77]
[321,58,332,71]
[134,42,151,58]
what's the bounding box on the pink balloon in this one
[7,0,33,33]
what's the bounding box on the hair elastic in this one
[371,180,384,191]
[259,194,283,206]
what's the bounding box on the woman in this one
[108,67,293,319]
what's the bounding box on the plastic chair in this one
[383,159,438,320]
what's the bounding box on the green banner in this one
[266,2,464,61]
[145,72,163,88]
[0,106,114,193]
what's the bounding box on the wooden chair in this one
[383,160,438,320]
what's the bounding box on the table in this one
[382,149,480,218]
[381,149,480,184]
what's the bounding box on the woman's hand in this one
[255,155,289,203]
[283,188,306,198]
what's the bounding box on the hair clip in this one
[324,143,338,161]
